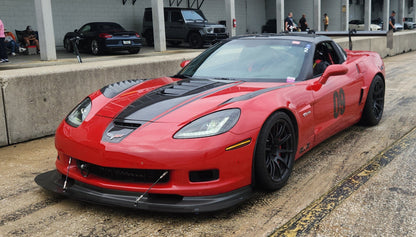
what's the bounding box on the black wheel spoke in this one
[265,120,295,181]
[277,133,292,146]
[277,148,295,153]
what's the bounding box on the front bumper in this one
[35,170,253,213]
[201,33,228,44]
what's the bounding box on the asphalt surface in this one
[0,50,415,237]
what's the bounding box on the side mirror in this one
[180,60,190,68]
[319,64,348,85]
[74,29,78,33]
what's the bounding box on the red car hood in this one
[96,77,287,124]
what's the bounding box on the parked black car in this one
[63,22,142,55]
[142,7,228,48]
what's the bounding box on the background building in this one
[1,0,415,55]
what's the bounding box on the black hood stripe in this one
[139,80,244,130]
[114,79,241,123]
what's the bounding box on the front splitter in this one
[35,170,253,213]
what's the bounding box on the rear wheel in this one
[188,32,203,49]
[254,112,297,190]
[90,40,101,55]
[360,75,385,126]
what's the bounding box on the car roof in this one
[86,22,120,25]
[230,33,333,44]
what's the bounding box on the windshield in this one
[181,10,206,22]
[178,39,309,82]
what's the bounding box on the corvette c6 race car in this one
[35,33,385,213]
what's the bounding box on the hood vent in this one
[113,120,141,128]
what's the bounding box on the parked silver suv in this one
[142,7,228,48]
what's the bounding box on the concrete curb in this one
[0,52,200,145]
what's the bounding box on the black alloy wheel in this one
[188,32,203,49]
[90,40,101,55]
[254,112,297,190]
[360,75,385,126]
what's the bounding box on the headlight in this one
[174,109,240,139]
[66,97,92,127]
[205,27,214,34]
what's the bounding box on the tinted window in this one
[171,11,183,22]
[181,10,205,22]
[79,24,91,33]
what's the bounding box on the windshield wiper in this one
[173,74,192,79]
[213,77,237,81]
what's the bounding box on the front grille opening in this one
[76,160,169,184]
[189,169,219,182]
[214,28,226,33]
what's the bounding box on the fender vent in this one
[101,79,144,98]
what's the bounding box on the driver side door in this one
[311,41,363,145]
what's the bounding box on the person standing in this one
[389,11,396,32]
[0,18,8,63]
[323,13,329,31]
[285,12,296,32]
[299,14,308,31]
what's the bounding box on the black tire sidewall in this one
[360,75,385,126]
[254,112,297,190]
[90,40,100,55]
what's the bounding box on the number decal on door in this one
[333,88,345,118]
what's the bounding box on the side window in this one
[171,11,183,23]
[79,25,91,33]
[313,41,341,76]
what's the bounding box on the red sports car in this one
[36,34,385,213]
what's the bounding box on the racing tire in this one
[360,75,385,126]
[128,48,140,54]
[90,40,101,55]
[64,38,73,53]
[188,32,203,49]
[254,112,297,191]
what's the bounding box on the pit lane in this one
[0,51,415,236]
